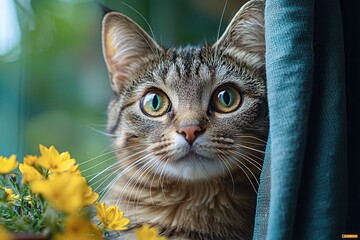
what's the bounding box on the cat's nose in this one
[177,125,204,144]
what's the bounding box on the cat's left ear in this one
[102,12,162,93]
[213,0,265,66]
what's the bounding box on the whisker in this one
[86,125,117,137]
[214,0,228,60]
[229,154,260,187]
[97,160,142,200]
[234,146,265,162]
[229,150,262,171]
[90,165,122,189]
[97,164,134,200]
[232,135,268,144]
[225,155,259,194]
[118,162,155,212]
[239,155,263,171]
[116,153,155,205]
[241,126,268,132]
[132,158,161,220]
[99,152,152,202]
[237,161,259,189]
[94,169,122,197]
[87,148,148,183]
[216,150,235,196]
[237,140,267,146]
[80,144,148,166]
[86,159,120,179]
[93,166,123,193]
[121,2,157,42]
[137,159,160,208]
[233,143,265,154]
[157,155,171,204]
[81,155,119,173]
[92,150,150,198]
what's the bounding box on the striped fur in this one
[102,1,267,239]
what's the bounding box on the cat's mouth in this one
[163,150,223,181]
[181,152,197,160]
[177,151,214,163]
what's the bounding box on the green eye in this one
[140,90,171,117]
[211,85,241,113]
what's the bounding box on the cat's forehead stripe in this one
[165,47,209,84]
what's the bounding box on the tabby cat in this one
[101,0,267,239]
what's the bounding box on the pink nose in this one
[177,125,203,144]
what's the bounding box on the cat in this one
[101,0,267,239]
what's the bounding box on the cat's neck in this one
[104,171,257,239]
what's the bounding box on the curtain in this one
[253,0,351,239]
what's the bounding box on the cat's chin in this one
[161,152,226,181]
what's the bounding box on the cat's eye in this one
[211,85,242,113]
[140,90,171,117]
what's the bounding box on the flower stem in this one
[8,174,24,216]
[0,174,6,186]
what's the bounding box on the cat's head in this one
[102,0,267,182]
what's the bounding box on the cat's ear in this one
[102,12,162,92]
[213,0,265,63]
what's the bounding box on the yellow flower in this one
[23,155,38,166]
[0,187,19,205]
[30,173,86,214]
[23,195,33,205]
[135,224,167,240]
[0,225,13,240]
[82,184,99,206]
[19,164,43,183]
[38,145,78,173]
[54,215,103,240]
[0,155,18,174]
[95,202,130,231]
[4,188,19,201]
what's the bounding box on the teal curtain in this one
[254,0,348,239]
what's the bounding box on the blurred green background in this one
[0,0,246,187]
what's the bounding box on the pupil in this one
[152,94,159,110]
[222,91,231,106]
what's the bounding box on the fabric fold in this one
[254,0,347,239]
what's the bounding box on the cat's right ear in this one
[213,0,265,70]
[102,12,162,93]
